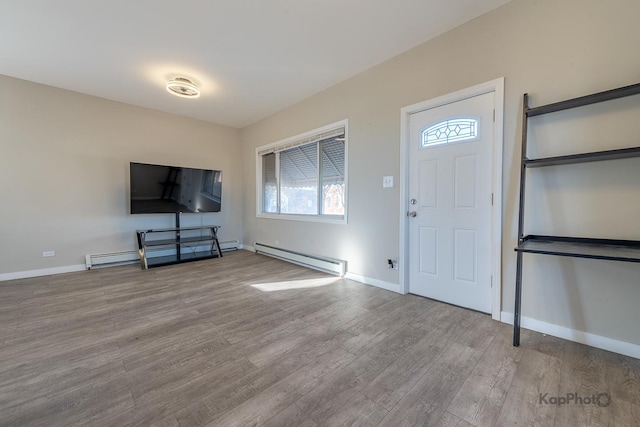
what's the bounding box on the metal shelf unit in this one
[513,82,640,346]
[136,225,222,269]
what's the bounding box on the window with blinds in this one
[256,120,347,221]
[202,170,222,201]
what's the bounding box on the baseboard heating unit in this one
[85,240,241,269]
[254,243,346,276]
[85,251,139,269]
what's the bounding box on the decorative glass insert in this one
[422,118,478,147]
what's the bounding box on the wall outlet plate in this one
[383,176,393,188]
[42,251,55,257]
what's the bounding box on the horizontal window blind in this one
[258,126,345,156]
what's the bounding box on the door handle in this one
[407,211,417,217]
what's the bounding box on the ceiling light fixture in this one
[166,77,200,98]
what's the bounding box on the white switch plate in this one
[383,176,393,188]
[42,251,55,257]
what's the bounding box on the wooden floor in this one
[1,250,638,426]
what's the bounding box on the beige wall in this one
[0,75,242,274]
[241,0,640,344]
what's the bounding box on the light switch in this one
[383,176,393,188]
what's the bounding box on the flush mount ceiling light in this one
[166,77,200,98]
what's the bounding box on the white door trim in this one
[399,78,504,321]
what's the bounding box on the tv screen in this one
[130,162,222,214]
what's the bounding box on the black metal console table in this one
[136,225,222,269]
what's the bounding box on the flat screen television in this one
[130,162,222,214]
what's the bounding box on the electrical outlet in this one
[274,240,279,246]
[42,251,55,257]
[383,176,393,188]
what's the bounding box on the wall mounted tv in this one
[130,162,222,214]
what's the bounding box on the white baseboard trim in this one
[0,264,87,282]
[3,243,251,282]
[246,247,400,293]
[501,311,640,359]
[344,272,402,294]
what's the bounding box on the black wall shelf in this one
[526,82,640,117]
[513,82,640,347]
[515,235,640,263]
[524,146,640,168]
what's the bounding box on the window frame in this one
[200,170,222,202]
[255,119,348,224]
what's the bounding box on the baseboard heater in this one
[85,251,139,269]
[85,240,240,269]
[254,243,346,276]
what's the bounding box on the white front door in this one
[408,92,494,313]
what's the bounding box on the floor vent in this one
[254,243,346,276]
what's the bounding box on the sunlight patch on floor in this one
[251,277,340,292]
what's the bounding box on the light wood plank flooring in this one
[0,250,638,426]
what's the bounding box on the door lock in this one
[410,199,417,205]
[407,211,417,217]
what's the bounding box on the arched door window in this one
[421,118,478,147]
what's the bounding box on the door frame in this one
[399,78,504,321]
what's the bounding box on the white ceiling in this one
[0,0,511,128]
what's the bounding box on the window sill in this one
[256,213,347,225]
